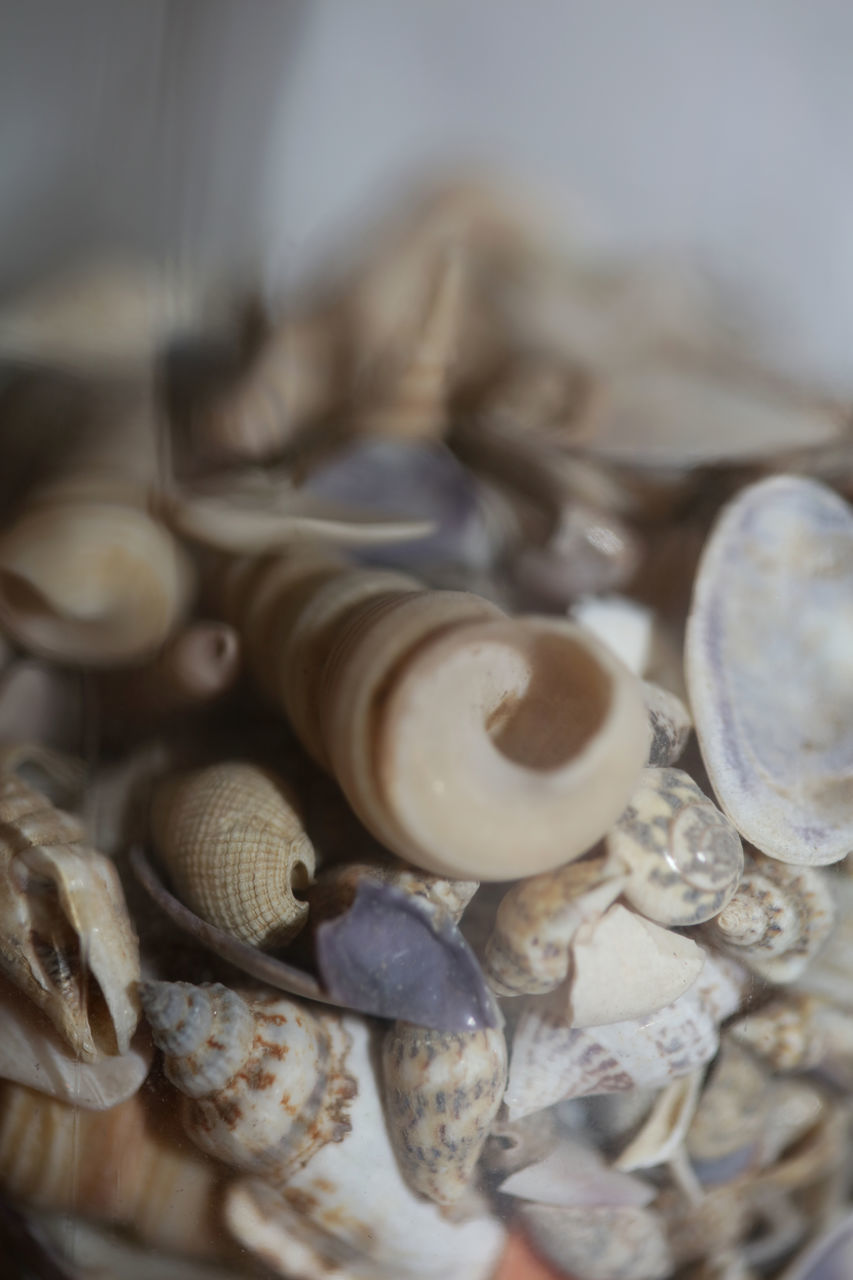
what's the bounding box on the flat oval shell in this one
[686,475,853,865]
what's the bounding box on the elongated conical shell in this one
[151,762,316,949]
[142,982,356,1183]
[224,549,650,880]
[0,1082,228,1260]
[382,1021,506,1204]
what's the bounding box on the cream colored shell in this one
[221,547,650,881]
[151,762,316,949]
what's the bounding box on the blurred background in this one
[3,0,853,389]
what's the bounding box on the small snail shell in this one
[0,1082,230,1260]
[141,981,356,1183]
[382,1021,507,1205]
[0,769,140,1061]
[728,994,827,1074]
[151,762,316,950]
[700,852,835,983]
[606,768,744,927]
[0,501,193,666]
[483,853,627,996]
[224,548,650,881]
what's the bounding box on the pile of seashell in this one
[0,178,852,1280]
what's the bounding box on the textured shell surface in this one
[700,851,835,983]
[0,771,140,1061]
[685,474,853,866]
[504,950,744,1119]
[643,680,693,768]
[516,1201,673,1280]
[728,994,827,1073]
[142,981,356,1183]
[223,1015,506,1280]
[151,762,316,949]
[484,851,626,996]
[607,767,744,927]
[381,1020,507,1204]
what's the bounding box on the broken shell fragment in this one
[151,762,316,950]
[142,981,356,1182]
[686,474,853,866]
[484,852,626,996]
[0,771,140,1060]
[225,548,650,880]
[382,1020,506,1204]
[700,852,835,984]
[567,903,705,1026]
[516,1202,673,1280]
[606,768,743,927]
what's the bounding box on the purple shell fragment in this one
[316,879,501,1031]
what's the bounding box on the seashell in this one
[498,1134,656,1208]
[700,851,835,983]
[151,762,316,950]
[794,875,853,1008]
[781,1210,853,1280]
[685,1042,770,1186]
[481,1110,559,1179]
[643,680,692,767]
[504,950,745,1120]
[222,1014,506,1280]
[141,981,356,1182]
[484,850,626,996]
[511,500,641,605]
[352,244,465,441]
[569,594,654,675]
[566,903,706,1026]
[685,474,853,866]
[0,660,83,752]
[0,1082,231,1260]
[728,994,828,1074]
[0,975,151,1110]
[224,548,650,880]
[515,1202,673,1280]
[580,363,843,468]
[309,859,478,926]
[98,622,240,735]
[613,1070,703,1172]
[755,1077,827,1172]
[0,501,193,666]
[381,1020,507,1204]
[0,769,140,1060]
[606,768,743,927]
[31,1214,257,1280]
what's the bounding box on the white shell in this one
[686,475,853,865]
[516,1202,673,1280]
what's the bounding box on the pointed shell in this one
[700,852,835,983]
[142,982,356,1183]
[151,763,316,949]
[606,768,743,927]
[381,1021,507,1204]
[686,475,853,865]
[0,501,193,665]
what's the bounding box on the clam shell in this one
[151,763,316,950]
[606,768,743,927]
[686,475,853,865]
[382,1021,507,1204]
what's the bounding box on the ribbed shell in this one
[139,981,255,1098]
[151,762,316,949]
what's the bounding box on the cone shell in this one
[0,770,140,1060]
[607,768,744,927]
[0,1082,229,1260]
[224,549,650,880]
[381,1021,507,1204]
[151,762,316,949]
[142,981,356,1183]
[700,852,835,983]
[0,501,193,665]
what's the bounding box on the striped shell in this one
[151,762,316,949]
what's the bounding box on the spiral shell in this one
[151,762,316,950]
[381,1021,507,1204]
[0,769,140,1060]
[700,852,835,983]
[607,768,744,927]
[0,1082,229,1260]
[141,981,356,1183]
[484,851,626,996]
[221,548,650,881]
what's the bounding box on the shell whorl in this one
[140,980,255,1098]
[224,548,650,881]
[151,762,316,949]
